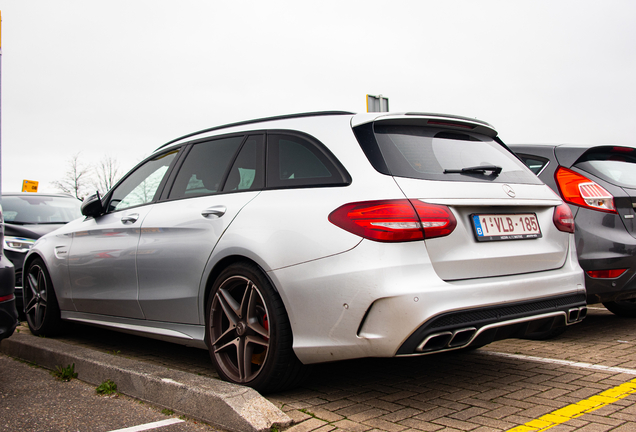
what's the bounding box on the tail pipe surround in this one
[414,306,587,354]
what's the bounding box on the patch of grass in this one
[299,408,317,418]
[96,379,118,396]
[51,363,78,381]
[109,350,121,355]
[16,358,40,368]
[161,408,174,416]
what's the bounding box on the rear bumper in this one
[397,293,586,355]
[272,235,585,364]
[0,257,18,341]
[0,297,19,341]
[574,208,636,303]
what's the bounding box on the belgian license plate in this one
[471,213,542,242]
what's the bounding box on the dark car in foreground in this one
[511,144,636,316]
[0,202,18,341]
[2,192,82,316]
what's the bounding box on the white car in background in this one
[24,111,586,392]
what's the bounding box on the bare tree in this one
[51,153,92,200]
[92,155,121,196]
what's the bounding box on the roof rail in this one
[156,110,354,151]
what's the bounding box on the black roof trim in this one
[156,111,354,151]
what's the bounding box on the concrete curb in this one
[0,330,291,432]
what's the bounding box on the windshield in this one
[2,195,82,224]
[357,123,542,184]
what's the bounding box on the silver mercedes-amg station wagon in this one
[24,111,586,392]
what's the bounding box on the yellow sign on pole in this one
[22,180,38,193]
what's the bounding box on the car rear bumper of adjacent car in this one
[0,258,18,341]
[574,208,636,303]
[271,235,586,364]
[0,297,19,340]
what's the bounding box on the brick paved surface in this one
[16,305,636,431]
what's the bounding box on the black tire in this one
[603,300,636,317]
[205,262,308,393]
[23,258,63,336]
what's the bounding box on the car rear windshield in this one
[354,122,542,184]
[574,148,636,188]
[2,195,82,224]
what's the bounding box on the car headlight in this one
[4,236,36,253]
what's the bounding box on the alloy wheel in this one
[25,263,49,330]
[209,275,270,383]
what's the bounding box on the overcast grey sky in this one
[1,1,635,194]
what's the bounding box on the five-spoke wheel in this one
[206,263,307,393]
[24,258,62,336]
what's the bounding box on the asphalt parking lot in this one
[4,305,636,431]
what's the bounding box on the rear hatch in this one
[352,114,569,280]
[561,145,636,238]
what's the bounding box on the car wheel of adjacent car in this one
[24,258,63,336]
[603,300,636,317]
[206,262,308,393]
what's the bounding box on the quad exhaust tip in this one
[416,328,477,353]
[568,306,587,323]
[415,307,588,354]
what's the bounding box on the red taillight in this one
[0,293,14,302]
[555,167,616,213]
[328,200,456,242]
[411,200,457,239]
[612,146,634,153]
[553,203,575,233]
[586,269,627,279]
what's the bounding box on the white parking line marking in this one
[107,418,184,432]
[482,351,636,375]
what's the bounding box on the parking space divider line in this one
[506,378,636,431]
[482,351,636,375]
[107,418,185,432]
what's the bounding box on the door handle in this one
[201,206,227,218]
[121,213,139,224]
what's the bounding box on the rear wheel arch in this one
[203,255,281,325]
[204,259,308,392]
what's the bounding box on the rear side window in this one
[355,123,542,185]
[266,133,350,188]
[223,135,265,192]
[574,147,636,188]
[168,136,244,199]
[517,154,550,175]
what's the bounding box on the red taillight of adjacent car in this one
[0,293,14,302]
[553,203,575,233]
[586,269,627,279]
[328,199,456,242]
[555,167,616,213]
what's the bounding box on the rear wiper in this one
[444,165,502,176]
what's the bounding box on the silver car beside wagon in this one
[24,111,586,392]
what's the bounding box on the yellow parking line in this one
[507,378,636,431]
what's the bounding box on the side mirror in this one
[81,191,103,217]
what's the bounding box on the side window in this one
[267,134,348,188]
[108,150,179,212]
[223,135,265,192]
[168,136,243,199]
[518,154,549,175]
